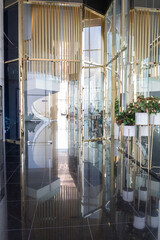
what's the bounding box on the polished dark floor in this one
[1,119,160,240]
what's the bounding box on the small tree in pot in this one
[135,95,160,125]
[116,105,135,137]
[134,95,149,125]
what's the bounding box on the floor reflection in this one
[1,117,160,240]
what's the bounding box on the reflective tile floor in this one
[1,118,160,240]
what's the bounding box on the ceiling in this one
[83,0,113,15]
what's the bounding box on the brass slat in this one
[139,11,142,64]
[137,10,139,62]
[24,58,80,62]
[145,11,147,61]
[156,13,159,77]
[148,11,151,63]
[61,4,62,79]
[42,5,44,73]
[142,10,144,61]
[48,3,51,74]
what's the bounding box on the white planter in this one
[139,126,148,137]
[139,187,148,202]
[123,125,135,137]
[114,123,119,139]
[133,212,145,229]
[147,215,158,228]
[136,113,148,125]
[122,187,133,202]
[150,113,160,125]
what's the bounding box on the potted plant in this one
[114,98,119,139]
[133,211,145,230]
[139,186,148,202]
[135,95,149,125]
[148,96,160,125]
[147,209,159,228]
[116,105,135,137]
[135,95,160,126]
[122,186,134,202]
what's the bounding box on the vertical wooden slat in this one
[39,5,41,73]
[154,13,157,64]
[42,5,44,73]
[139,11,142,65]
[148,11,150,64]
[77,7,79,62]
[31,7,33,58]
[151,12,154,64]
[129,12,131,64]
[48,4,51,75]
[33,12,35,75]
[57,5,60,77]
[74,7,76,75]
[62,6,65,79]
[75,7,77,62]
[134,10,136,84]
[45,5,48,75]
[61,4,63,79]
[145,11,147,61]
[70,7,72,74]
[156,13,159,77]
[142,11,144,62]
[137,10,139,63]
[69,6,71,73]
[45,5,47,59]
[51,5,53,77]
[36,5,38,59]
[65,6,67,79]
[51,5,53,60]
[54,5,56,77]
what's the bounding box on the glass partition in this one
[23,3,82,174]
[105,0,160,198]
[83,8,104,141]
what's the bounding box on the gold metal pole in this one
[142,11,144,62]
[148,11,151,65]
[48,4,51,74]
[42,5,44,73]
[110,0,116,222]
[156,13,159,77]
[145,11,147,61]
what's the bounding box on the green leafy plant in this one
[134,95,160,114]
[146,96,160,114]
[115,98,119,116]
[116,95,160,126]
[116,110,135,126]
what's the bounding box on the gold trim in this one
[4,58,19,64]
[5,139,20,145]
[23,1,82,7]
[24,58,80,62]
[4,1,18,9]
[84,6,105,18]
[130,7,160,13]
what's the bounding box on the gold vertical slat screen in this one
[129,9,160,78]
[24,4,81,81]
[32,186,81,240]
